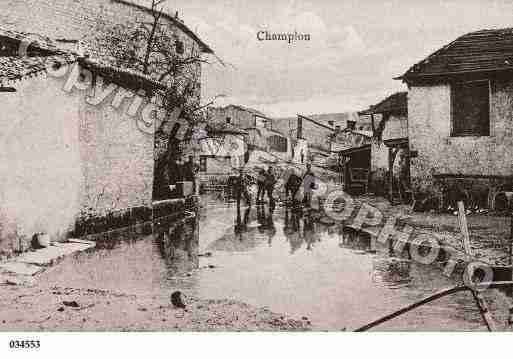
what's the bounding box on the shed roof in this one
[368,91,408,115]
[339,144,371,156]
[398,28,513,82]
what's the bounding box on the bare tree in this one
[94,0,211,122]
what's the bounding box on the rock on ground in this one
[0,284,310,331]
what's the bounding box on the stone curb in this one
[0,240,96,285]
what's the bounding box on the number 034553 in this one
[9,340,40,349]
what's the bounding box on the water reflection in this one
[154,210,199,273]
[372,258,413,289]
[336,225,375,254]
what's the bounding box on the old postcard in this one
[2,0,513,345]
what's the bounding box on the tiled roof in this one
[398,28,513,82]
[0,54,166,93]
[0,28,64,56]
[78,57,167,92]
[0,55,75,85]
[111,0,213,54]
[207,122,249,135]
[369,91,407,115]
[221,104,268,118]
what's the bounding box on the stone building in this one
[205,105,296,169]
[197,121,248,188]
[0,50,161,254]
[0,0,211,256]
[308,112,372,132]
[209,104,269,130]
[0,0,213,194]
[360,92,408,199]
[398,28,513,210]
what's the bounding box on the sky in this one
[146,0,513,117]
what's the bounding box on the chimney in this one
[347,120,356,130]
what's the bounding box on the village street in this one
[2,193,513,331]
[4,0,513,342]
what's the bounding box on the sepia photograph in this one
[2,1,513,351]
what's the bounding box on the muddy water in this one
[41,197,506,331]
[165,198,502,331]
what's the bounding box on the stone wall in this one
[0,71,154,256]
[0,0,204,164]
[209,106,257,129]
[298,116,333,153]
[0,0,203,69]
[408,78,513,208]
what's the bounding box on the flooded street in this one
[6,195,509,331]
[160,196,509,331]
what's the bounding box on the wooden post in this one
[388,148,398,202]
[458,201,496,331]
[388,147,393,201]
[457,201,473,256]
[506,192,513,325]
[509,208,513,324]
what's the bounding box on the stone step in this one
[0,262,43,276]
[0,240,96,282]
[17,242,94,266]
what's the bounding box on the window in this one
[268,135,288,153]
[451,80,490,136]
[175,40,184,54]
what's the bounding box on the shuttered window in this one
[451,80,490,136]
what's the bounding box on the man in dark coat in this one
[256,168,266,204]
[265,166,276,208]
[285,170,302,203]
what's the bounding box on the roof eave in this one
[111,0,214,54]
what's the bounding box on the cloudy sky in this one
[154,0,513,117]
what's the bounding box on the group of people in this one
[256,167,277,206]
[253,163,316,208]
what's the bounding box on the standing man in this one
[265,166,277,208]
[302,163,315,208]
[285,168,302,203]
[256,168,266,204]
